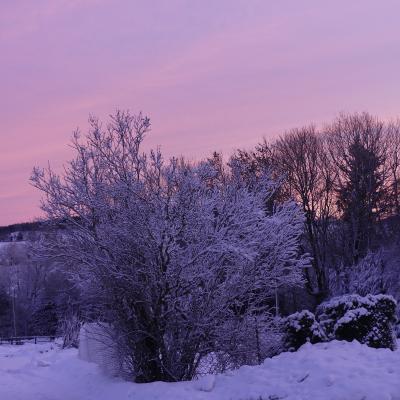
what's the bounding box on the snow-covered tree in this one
[31,110,308,382]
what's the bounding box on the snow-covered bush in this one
[283,310,326,351]
[32,111,308,382]
[257,316,286,359]
[396,322,400,338]
[60,314,81,348]
[196,316,285,376]
[328,250,389,297]
[206,315,285,373]
[316,294,397,350]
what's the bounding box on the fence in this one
[0,335,56,345]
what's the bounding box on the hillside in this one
[0,221,45,242]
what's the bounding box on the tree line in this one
[231,112,400,300]
[0,110,399,382]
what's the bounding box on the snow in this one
[0,340,399,400]
[318,294,396,313]
[334,307,370,329]
[0,241,27,249]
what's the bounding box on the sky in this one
[1,0,400,225]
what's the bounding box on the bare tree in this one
[386,120,400,216]
[326,112,389,265]
[273,126,336,297]
[0,242,57,337]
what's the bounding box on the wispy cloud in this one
[2,0,400,224]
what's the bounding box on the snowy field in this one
[0,340,399,400]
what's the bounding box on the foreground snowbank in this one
[0,340,399,400]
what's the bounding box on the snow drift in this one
[0,339,399,400]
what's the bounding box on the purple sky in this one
[2,0,400,225]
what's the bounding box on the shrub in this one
[200,315,285,374]
[283,310,326,351]
[32,111,307,382]
[316,294,397,350]
[395,322,400,338]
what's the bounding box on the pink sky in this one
[1,0,400,225]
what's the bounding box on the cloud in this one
[2,0,400,224]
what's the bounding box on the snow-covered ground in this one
[0,340,399,400]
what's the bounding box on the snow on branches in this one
[31,111,308,382]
